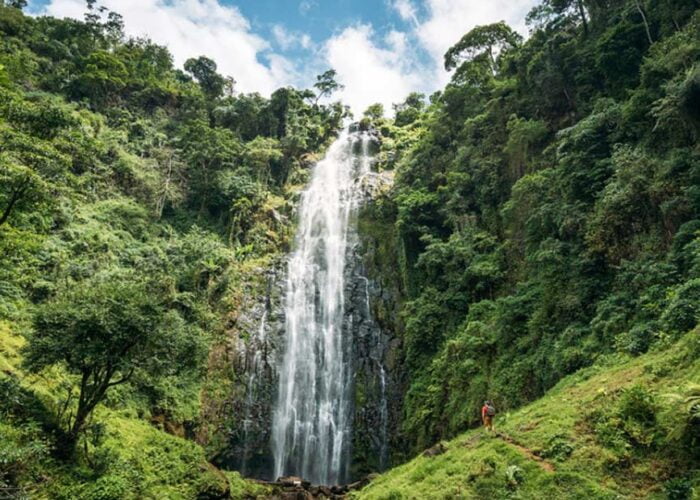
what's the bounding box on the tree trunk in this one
[65,367,123,451]
[488,47,496,76]
[577,0,589,37]
[199,160,209,215]
[0,180,29,226]
[634,0,653,45]
[156,155,173,219]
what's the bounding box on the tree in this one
[393,92,426,127]
[184,56,226,99]
[243,136,283,186]
[552,0,589,35]
[23,274,205,450]
[444,22,522,73]
[0,124,69,227]
[363,103,385,121]
[72,50,128,104]
[313,69,343,104]
[6,0,28,9]
[177,119,241,215]
[0,156,43,226]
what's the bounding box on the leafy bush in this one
[617,386,659,447]
[541,436,574,461]
[615,323,658,356]
[661,279,700,334]
[505,464,525,489]
[665,384,700,459]
[0,420,49,489]
[664,477,693,500]
[589,385,660,462]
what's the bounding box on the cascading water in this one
[240,311,268,476]
[271,130,375,485]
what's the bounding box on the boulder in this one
[422,442,447,457]
[277,476,311,489]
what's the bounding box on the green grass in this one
[0,321,268,499]
[355,332,700,499]
[0,320,23,374]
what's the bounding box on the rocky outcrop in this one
[348,163,408,476]
[355,172,409,468]
[198,259,287,479]
[256,475,377,499]
[423,442,447,457]
[201,128,407,483]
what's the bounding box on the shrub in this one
[664,477,693,500]
[590,386,660,457]
[615,323,659,355]
[541,436,574,461]
[617,386,659,448]
[665,384,700,459]
[661,279,700,334]
[505,464,524,489]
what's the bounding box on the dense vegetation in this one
[355,332,700,498]
[2,0,700,497]
[360,0,700,483]
[0,1,343,496]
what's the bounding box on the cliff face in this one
[198,259,287,479]
[353,170,410,472]
[345,175,397,479]
[199,133,409,483]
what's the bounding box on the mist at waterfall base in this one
[261,129,389,486]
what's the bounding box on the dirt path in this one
[495,431,556,472]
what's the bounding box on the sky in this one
[27,0,538,115]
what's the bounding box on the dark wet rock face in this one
[207,131,403,484]
[203,260,287,480]
[344,217,391,478]
[354,174,409,468]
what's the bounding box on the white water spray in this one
[240,311,268,475]
[271,130,372,485]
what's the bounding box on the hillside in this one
[355,330,700,499]
[354,0,700,466]
[350,1,700,495]
[1,318,278,498]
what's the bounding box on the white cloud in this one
[35,0,539,116]
[272,24,313,51]
[40,0,297,95]
[324,25,420,117]
[385,30,408,55]
[300,34,313,50]
[391,0,419,27]
[322,0,538,115]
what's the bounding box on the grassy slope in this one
[355,332,700,499]
[0,320,270,499]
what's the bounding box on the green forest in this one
[1,0,699,498]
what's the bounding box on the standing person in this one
[481,400,496,432]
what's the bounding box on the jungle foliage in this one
[0,1,344,495]
[2,0,700,496]
[362,0,700,457]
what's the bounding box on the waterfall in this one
[271,130,374,485]
[240,310,268,476]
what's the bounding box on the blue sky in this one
[28,0,538,114]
